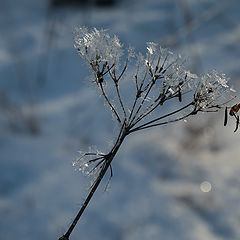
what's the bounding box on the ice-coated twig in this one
[129,101,194,133]
[98,82,122,124]
[58,27,236,240]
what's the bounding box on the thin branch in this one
[115,83,128,120]
[111,121,126,152]
[117,60,128,82]
[129,81,155,125]
[131,86,181,126]
[200,109,218,113]
[103,63,115,76]
[130,112,193,133]
[104,164,113,192]
[131,96,163,126]
[128,94,139,125]
[161,57,179,74]
[154,48,163,73]
[134,57,142,91]
[130,101,193,132]
[131,89,189,126]
[127,63,150,123]
[60,159,110,240]
[139,65,149,92]
[135,74,139,91]
[106,64,127,120]
[87,159,105,176]
[84,152,105,157]
[87,156,105,164]
[159,51,171,73]
[99,82,122,124]
[107,65,116,81]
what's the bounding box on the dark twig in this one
[99,82,122,124]
[130,101,194,131]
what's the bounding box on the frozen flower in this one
[193,70,232,110]
[74,27,235,120]
[74,27,123,66]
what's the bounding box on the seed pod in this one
[224,107,228,126]
[178,89,182,102]
[234,116,239,132]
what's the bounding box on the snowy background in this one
[1,0,240,239]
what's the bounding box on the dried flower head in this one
[193,70,233,111]
[59,27,237,240]
[73,27,235,131]
[74,27,123,66]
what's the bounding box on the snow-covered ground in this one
[1,0,240,239]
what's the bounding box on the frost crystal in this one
[74,27,123,66]
[193,70,232,110]
[73,150,106,177]
[74,27,234,126]
[146,42,157,55]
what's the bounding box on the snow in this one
[1,0,240,240]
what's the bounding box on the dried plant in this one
[58,27,236,240]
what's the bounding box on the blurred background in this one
[1,0,240,239]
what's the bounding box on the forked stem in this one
[58,128,128,240]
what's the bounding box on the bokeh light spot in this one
[200,181,212,193]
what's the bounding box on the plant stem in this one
[59,129,128,240]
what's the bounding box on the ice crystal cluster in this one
[74,27,123,66]
[73,27,234,176]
